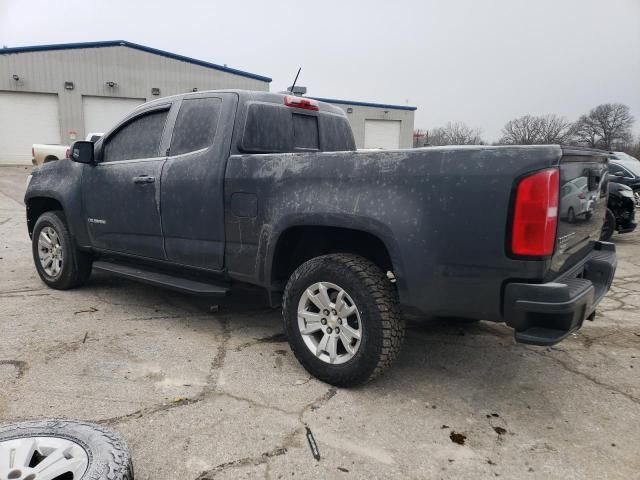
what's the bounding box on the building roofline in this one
[0,40,272,83]
[310,96,417,111]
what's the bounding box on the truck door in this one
[82,104,171,259]
[160,93,238,270]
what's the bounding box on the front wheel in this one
[32,211,93,289]
[282,254,405,387]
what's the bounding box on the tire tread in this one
[283,253,405,386]
[0,420,133,479]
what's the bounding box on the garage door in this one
[0,92,61,165]
[364,120,401,149]
[83,96,145,136]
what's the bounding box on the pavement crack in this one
[195,446,288,479]
[526,347,640,405]
[203,317,231,395]
[97,397,204,427]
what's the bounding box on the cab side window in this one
[170,98,222,156]
[103,110,168,163]
[609,163,626,177]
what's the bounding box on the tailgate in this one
[549,148,609,278]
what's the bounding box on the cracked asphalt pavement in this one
[1,166,639,479]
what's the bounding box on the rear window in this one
[171,98,221,156]
[240,102,355,153]
[321,115,356,151]
[293,114,319,150]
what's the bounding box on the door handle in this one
[133,175,155,184]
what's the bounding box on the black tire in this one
[600,208,616,241]
[567,207,576,223]
[32,210,92,289]
[283,254,405,387]
[0,420,133,479]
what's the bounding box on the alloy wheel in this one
[38,226,63,277]
[297,282,362,365]
[0,436,89,480]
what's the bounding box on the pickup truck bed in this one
[24,90,616,386]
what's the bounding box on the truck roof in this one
[136,90,347,117]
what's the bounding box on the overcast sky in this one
[1,0,639,141]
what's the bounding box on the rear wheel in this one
[283,254,405,387]
[32,211,92,289]
[600,208,616,241]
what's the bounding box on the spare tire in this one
[0,420,133,479]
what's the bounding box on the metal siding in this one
[0,46,269,148]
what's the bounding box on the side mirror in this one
[70,141,94,164]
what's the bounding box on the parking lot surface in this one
[1,165,639,479]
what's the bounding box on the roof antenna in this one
[288,67,302,95]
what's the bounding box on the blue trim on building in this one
[310,96,417,111]
[0,40,272,83]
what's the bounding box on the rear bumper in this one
[504,241,616,346]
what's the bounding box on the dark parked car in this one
[601,181,637,241]
[24,90,616,386]
[608,152,640,207]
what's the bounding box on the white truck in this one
[31,144,68,166]
[32,133,102,166]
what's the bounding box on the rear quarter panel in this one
[225,145,564,321]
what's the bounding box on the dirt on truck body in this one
[25,90,615,386]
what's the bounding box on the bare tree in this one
[427,122,484,146]
[500,115,541,145]
[619,135,640,158]
[573,114,600,148]
[500,114,574,145]
[573,103,635,150]
[537,114,576,144]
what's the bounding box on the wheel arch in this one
[26,196,65,238]
[265,215,407,304]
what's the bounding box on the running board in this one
[92,260,229,296]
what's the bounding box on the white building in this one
[0,40,416,165]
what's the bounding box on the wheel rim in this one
[634,191,640,208]
[297,282,362,365]
[38,226,63,277]
[0,436,89,480]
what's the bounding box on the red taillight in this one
[578,192,586,199]
[284,95,319,111]
[511,168,559,257]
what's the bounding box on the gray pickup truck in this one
[25,90,616,386]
